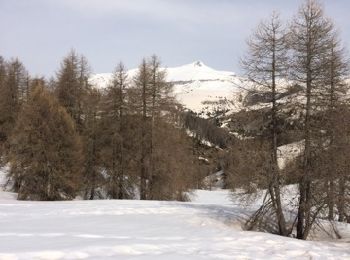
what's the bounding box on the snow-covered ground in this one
[203,170,225,189]
[0,186,349,259]
[277,141,304,169]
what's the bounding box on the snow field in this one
[0,189,349,259]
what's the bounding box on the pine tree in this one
[9,80,83,200]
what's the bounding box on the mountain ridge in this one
[89,61,246,116]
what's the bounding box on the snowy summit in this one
[89,61,245,115]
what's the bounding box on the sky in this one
[0,0,350,77]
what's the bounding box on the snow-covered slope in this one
[0,189,349,259]
[0,166,16,200]
[166,61,234,82]
[0,165,349,259]
[89,61,247,116]
[277,141,304,169]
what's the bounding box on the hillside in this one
[89,61,312,181]
[90,61,247,117]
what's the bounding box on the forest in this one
[0,0,349,242]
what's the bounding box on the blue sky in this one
[0,0,349,76]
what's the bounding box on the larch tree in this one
[241,12,289,236]
[55,50,90,132]
[320,35,349,221]
[289,0,338,239]
[133,56,180,200]
[55,51,99,199]
[331,105,350,223]
[100,62,130,199]
[134,58,151,200]
[9,80,83,200]
[0,56,8,147]
[82,88,103,200]
[146,118,197,201]
[0,58,29,158]
[147,55,174,199]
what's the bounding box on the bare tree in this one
[134,59,151,200]
[289,0,337,239]
[321,35,349,221]
[241,12,289,236]
[132,56,193,200]
[55,50,91,133]
[102,62,129,199]
[82,88,102,200]
[147,55,173,199]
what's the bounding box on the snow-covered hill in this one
[89,61,247,116]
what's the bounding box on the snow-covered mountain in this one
[89,61,248,116]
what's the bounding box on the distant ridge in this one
[89,61,245,116]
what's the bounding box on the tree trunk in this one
[297,49,312,239]
[118,76,125,200]
[140,77,147,200]
[270,34,287,236]
[148,69,157,199]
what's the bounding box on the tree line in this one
[227,0,350,240]
[0,53,199,201]
[1,0,348,242]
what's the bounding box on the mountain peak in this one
[193,61,204,67]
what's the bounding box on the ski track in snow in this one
[0,190,349,259]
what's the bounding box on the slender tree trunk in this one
[327,47,336,220]
[328,180,335,220]
[149,70,157,199]
[89,169,95,200]
[270,34,287,236]
[118,80,124,200]
[297,49,312,239]
[140,79,147,200]
[89,111,97,200]
[337,176,346,222]
[111,135,118,199]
